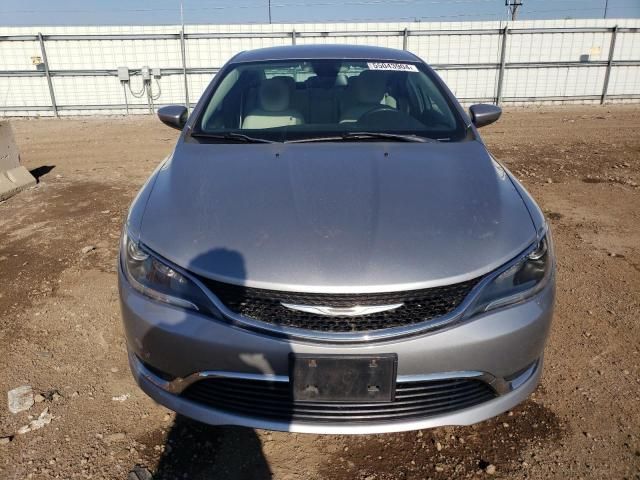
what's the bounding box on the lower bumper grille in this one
[181,377,497,423]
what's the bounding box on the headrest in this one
[353,70,387,104]
[335,73,348,87]
[272,75,296,93]
[258,78,291,112]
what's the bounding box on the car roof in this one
[230,44,421,64]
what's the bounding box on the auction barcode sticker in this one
[367,62,419,72]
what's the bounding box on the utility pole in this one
[604,0,609,18]
[268,0,272,23]
[505,0,523,21]
[180,0,184,31]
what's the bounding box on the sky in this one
[0,0,639,26]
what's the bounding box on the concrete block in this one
[0,120,36,201]
[0,121,20,169]
[0,166,37,201]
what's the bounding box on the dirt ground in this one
[0,106,639,480]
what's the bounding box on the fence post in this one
[601,25,618,105]
[37,32,58,117]
[402,28,408,50]
[495,26,509,106]
[291,29,297,45]
[180,29,190,113]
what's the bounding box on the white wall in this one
[1,18,639,116]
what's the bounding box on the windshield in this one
[195,59,467,142]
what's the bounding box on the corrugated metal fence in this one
[1,19,639,116]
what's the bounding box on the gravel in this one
[1,107,639,479]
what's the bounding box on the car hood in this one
[140,141,536,293]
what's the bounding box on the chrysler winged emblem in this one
[281,303,403,317]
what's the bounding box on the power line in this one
[1,1,637,23]
[240,6,638,23]
[0,0,501,15]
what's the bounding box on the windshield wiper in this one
[286,132,439,143]
[190,132,276,143]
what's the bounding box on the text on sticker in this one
[367,62,419,72]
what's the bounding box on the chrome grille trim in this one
[130,353,542,397]
[136,240,542,343]
[194,242,541,343]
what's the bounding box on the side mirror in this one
[158,105,188,130]
[469,104,502,128]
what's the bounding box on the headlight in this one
[121,231,211,312]
[467,233,553,316]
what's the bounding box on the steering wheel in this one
[357,104,397,123]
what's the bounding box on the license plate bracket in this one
[290,354,397,403]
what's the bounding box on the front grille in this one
[199,278,482,333]
[182,377,497,423]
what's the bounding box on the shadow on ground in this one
[134,416,272,480]
[29,165,55,180]
[318,399,564,479]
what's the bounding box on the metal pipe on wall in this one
[601,25,619,104]
[37,32,58,117]
[495,27,509,106]
[180,29,190,114]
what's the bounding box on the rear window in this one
[196,59,467,142]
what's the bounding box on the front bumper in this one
[119,268,554,434]
[129,351,542,434]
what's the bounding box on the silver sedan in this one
[119,44,555,434]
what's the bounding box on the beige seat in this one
[340,71,395,123]
[242,78,304,129]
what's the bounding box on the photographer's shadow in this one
[153,416,271,480]
[140,247,275,479]
[158,248,272,480]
